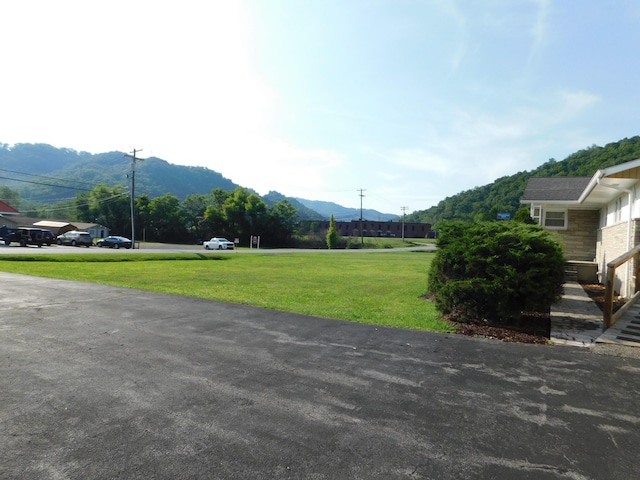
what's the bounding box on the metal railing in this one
[603,244,640,330]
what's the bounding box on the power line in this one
[0,175,96,192]
[0,167,99,189]
[30,193,127,214]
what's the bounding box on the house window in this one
[544,210,567,229]
[531,205,542,224]
[615,197,622,223]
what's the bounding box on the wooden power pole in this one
[124,148,144,248]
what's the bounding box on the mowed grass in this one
[0,251,452,332]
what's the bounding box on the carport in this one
[32,220,76,236]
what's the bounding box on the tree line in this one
[6,185,300,247]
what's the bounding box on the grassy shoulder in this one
[0,251,452,333]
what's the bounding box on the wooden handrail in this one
[603,244,640,330]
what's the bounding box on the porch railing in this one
[604,244,640,330]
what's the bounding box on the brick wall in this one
[596,220,640,295]
[556,210,599,261]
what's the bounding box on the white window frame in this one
[531,205,542,225]
[543,209,567,229]
[614,197,623,223]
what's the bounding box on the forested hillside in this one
[0,142,399,220]
[406,136,640,224]
[0,143,239,203]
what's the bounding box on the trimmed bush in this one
[427,221,564,323]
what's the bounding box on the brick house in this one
[521,158,640,297]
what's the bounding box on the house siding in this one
[555,210,599,261]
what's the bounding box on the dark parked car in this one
[97,236,132,249]
[1,227,50,247]
[57,230,93,247]
[42,230,54,246]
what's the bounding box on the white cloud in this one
[528,0,553,62]
[559,90,601,117]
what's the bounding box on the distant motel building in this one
[318,220,433,238]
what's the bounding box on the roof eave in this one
[577,170,605,204]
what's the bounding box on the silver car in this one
[57,230,93,247]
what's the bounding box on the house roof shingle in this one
[521,177,592,202]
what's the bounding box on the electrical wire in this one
[0,167,99,189]
[0,175,96,192]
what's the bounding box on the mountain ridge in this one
[0,142,396,220]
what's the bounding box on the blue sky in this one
[1,1,638,214]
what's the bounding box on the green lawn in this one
[0,251,452,332]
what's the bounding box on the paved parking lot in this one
[2,272,640,479]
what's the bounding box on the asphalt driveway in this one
[2,272,640,479]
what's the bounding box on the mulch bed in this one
[436,282,611,345]
[447,311,551,345]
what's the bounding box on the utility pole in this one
[358,189,366,246]
[401,206,408,242]
[124,148,144,248]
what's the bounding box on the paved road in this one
[2,273,640,479]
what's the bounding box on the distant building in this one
[0,200,20,215]
[0,202,109,238]
[317,220,432,238]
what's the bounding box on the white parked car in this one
[203,237,235,250]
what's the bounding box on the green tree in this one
[222,187,252,240]
[514,207,536,224]
[182,193,210,240]
[245,192,268,236]
[79,184,130,235]
[326,215,339,249]
[147,194,188,242]
[135,194,151,240]
[266,199,298,246]
[211,188,231,211]
[202,205,225,239]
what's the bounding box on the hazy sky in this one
[1,1,638,213]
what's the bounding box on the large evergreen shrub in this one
[427,221,565,323]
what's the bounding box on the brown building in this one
[318,220,432,238]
